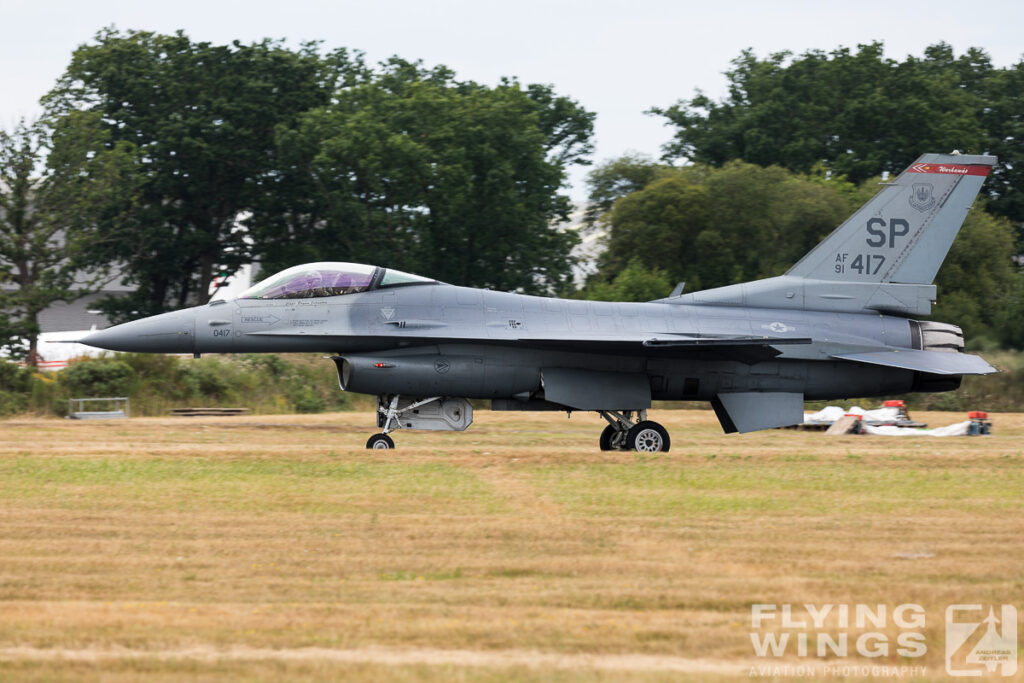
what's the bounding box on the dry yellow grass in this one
[0,409,1022,680]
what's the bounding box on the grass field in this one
[0,409,1022,681]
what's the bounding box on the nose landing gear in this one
[598,410,671,452]
[366,433,395,449]
[365,395,475,449]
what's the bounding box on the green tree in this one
[0,116,136,362]
[594,171,708,286]
[44,28,355,319]
[582,257,673,302]
[995,272,1024,349]
[651,41,1024,249]
[583,154,674,228]
[651,42,986,184]
[644,41,1024,347]
[590,161,856,292]
[584,157,1022,347]
[974,59,1024,242]
[59,359,136,397]
[930,206,1019,344]
[251,59,594,293]
[0,359,33,415]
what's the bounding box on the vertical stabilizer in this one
[665,153,997,314]
[787,153,996,284]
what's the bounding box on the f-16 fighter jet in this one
[82,153,998,451]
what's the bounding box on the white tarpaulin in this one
[803,405,974,436]
[861,420,971,437]
[803,405,902,424]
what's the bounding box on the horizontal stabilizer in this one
[711,392,805,433]
[833,349,996,375]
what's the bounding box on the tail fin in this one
[667,153,996,315]
[787,153,996,283]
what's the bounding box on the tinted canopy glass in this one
[240,263,378,300]
[379,268,435,287]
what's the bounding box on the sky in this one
[2,0,1023,201]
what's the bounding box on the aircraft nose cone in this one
[80,308,196,353]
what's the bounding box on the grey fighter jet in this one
[82,152,998,451]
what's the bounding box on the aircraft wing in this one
[244,329,811,362]
[832,349,997,375]
[499,334,812,363]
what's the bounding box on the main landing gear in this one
[598,410,671,453]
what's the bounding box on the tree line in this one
[584,41,1024,349]
[1,33,1022,361]
[1,28,593,359]
[578,157,1023,348]
[649,42,1024,246]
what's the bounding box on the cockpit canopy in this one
[239,262,435,300]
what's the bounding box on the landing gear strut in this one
[598,410,671,452]
[366,395,433,450]
[365,395,475,449]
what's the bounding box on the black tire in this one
[599,425,617,451]
[626,421,670,453]
[366,433,395,450]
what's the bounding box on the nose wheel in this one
[366,433,395,450]
[598,411,670,452]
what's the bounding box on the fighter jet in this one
[82,152,998,451]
